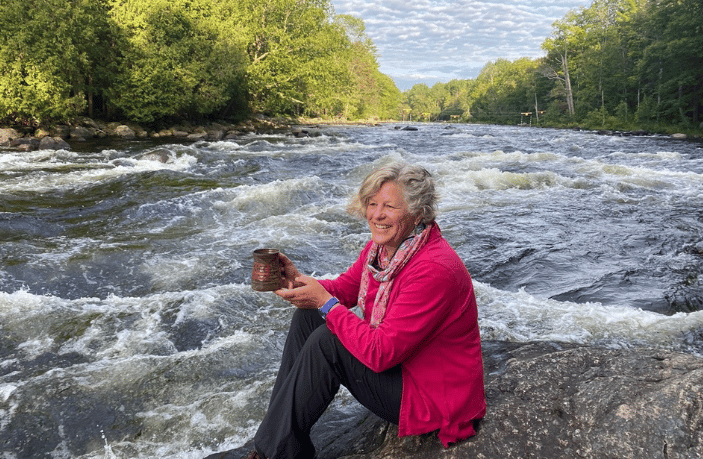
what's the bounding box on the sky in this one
[330,0,589,91]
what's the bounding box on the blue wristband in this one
[319,297,339,320]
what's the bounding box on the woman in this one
[247,162,485,459]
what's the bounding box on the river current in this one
[1,123,703,458]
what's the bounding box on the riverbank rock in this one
[0,127,21,145]
[38,136,71,150]
[70,125,94,140]
[207,341,703,459]
[114,124,136,139]
[320,341,703,459]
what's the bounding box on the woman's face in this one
[366,181,419,255]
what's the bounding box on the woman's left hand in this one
[275,275,333,309]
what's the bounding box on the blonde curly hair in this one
[348,162,438,224]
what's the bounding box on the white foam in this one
[0,150,197,194]
[475,280,703,351]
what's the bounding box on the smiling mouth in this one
[373,223,391,230]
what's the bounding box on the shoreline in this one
[1,116,699,153]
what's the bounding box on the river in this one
[1,123,703,458]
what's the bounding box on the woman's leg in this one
[254,309,402,459]
[267,308,326,406]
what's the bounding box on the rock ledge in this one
[212,341,703,459]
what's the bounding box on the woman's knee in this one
[290,308,323,330]
[304,325,343,359]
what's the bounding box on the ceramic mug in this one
[251,248,282,291]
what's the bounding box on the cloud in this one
[331,0,588,90]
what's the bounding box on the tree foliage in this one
[0,0,399,125]
[401,0,702,132]
[0,0,114,123]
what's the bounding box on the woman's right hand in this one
[278,253,304,289]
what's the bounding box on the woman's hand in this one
[278,253,304,289]
[275,275,333,309]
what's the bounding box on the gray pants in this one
[254,308,402,459]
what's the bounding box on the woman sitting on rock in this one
[247,162,485,459]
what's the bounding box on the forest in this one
[402,0,702,133]
[0,0,400,125]
[0,0,701,134]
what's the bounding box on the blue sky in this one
[330,0,589,90]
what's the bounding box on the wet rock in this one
[629,130,650,136]
[39,136,71,151]
[152,129,173,138]
[187,132,208,141]
[70,125,94,140]
[671,133,688,139]
[9,137,40,151]
[207,130,225,141]
[137,149,172,163]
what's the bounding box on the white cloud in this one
[331,0,589,90]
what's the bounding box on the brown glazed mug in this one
[251,248,282,291]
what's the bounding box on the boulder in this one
[153,129,174,138]
[39,136,71,151]
[0,127,21,145]
[137,149,172,163]
[9,137,40,151]
[70,125,94,140]
[206,341,703,459]
[207,130,225,141]
[114,125,136,139]
[671,133,688,139]
[333,342,703,459]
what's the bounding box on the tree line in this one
[401,0,702,133]
[0,0,400,126]
[2,0,700,132]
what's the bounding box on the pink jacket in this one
[319,224,485,447]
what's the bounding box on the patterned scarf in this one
[357,222,433,327]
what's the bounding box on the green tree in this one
[469,58,542,123]
[236,0,341,116]
[0,0,115,123]
[335,14,400,119]
[541,9,585,117]
[637,0,703,126]
[403,84,437,121]
[108,0,247,123]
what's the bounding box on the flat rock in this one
[330,341,703,459]
[207,341,703,459]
